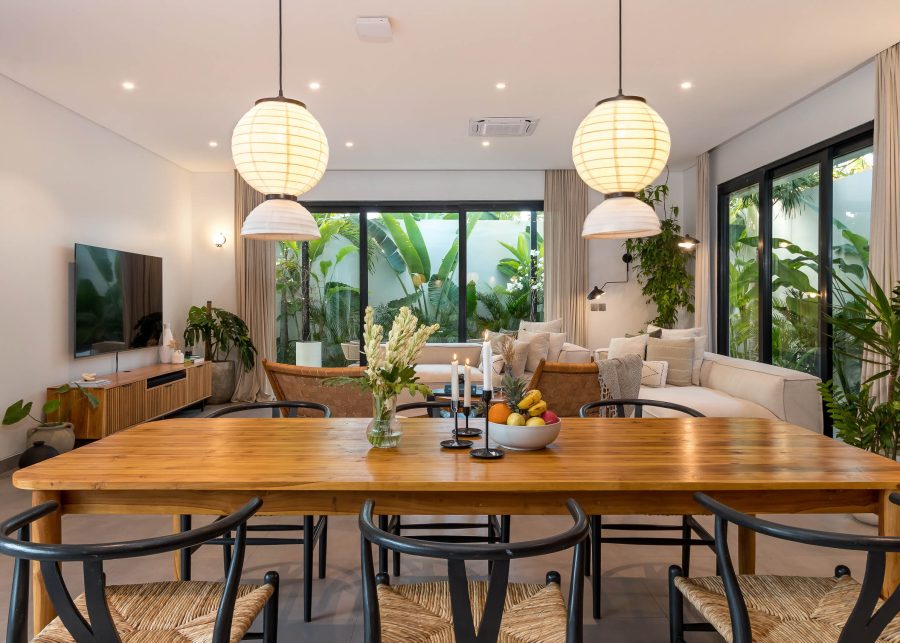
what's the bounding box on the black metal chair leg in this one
[223,530,232,577]
[392,516,401,577]
[303,515,313,623]
[585,532,591,577]
[500,515,511,543]
[263,570,279,643]
[591,515,601,619]
[681,516,691,576]
[318,517,328,579]
[378,515,389,576]
[179,514,191,581]
[668,565,685,643]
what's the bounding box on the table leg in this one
[880,490,900,597]
[31,490,61,633]
[737,525,756,575]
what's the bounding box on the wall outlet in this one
[591,303,606,312]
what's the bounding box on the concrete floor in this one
[0,416,877,641]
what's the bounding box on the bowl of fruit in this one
[486,375,561,450]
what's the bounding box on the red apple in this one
[542,410,559,424]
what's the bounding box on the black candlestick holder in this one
[456,403,482,438]
[471,388,504,459]
[440,400,472,449]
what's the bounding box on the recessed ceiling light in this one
[208,141,219,148]
[345,141,354,148]
[308,81,321,90]
[481,141,491,147]
[495,82,507,90]
[680,81,693,90]
[121,81,135,91]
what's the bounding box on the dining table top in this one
[13,416,900,493]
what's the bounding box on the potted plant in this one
[183,300,257,403]
[3,384,100,466]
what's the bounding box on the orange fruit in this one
[487,403,512,424]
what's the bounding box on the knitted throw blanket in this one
[597,354,643,417]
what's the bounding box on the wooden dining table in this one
[13,415,900,631]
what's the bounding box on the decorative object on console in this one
[572,0,669,239]
[158,322,175,364]
[183,300,257,403]
[587,252,633,300]
[3,383,100,457]
[624,181,695,328]
[326,306,438,448]
[645,337,695,387]
[232,0,327,241]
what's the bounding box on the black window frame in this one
[716,123,874,435]
[295,200,545,363]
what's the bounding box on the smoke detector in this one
[469,117,539,137]
[356,17,393,41]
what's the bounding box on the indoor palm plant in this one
[328,306,438,448]
[183,301,256,403]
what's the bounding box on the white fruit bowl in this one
[488,420,561,451]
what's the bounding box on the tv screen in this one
[74,244,163,358]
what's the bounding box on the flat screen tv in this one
[74,244,163,358]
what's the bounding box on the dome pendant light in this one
[573,0,670,239]
[232,0,328,240]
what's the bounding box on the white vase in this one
[159,322,174,363]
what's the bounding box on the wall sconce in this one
[213,232,227,248]
[587,253,633,300]
[678,234,700,251]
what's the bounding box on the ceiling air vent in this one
[469,117,539,137]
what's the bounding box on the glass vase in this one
[367,395,402,448]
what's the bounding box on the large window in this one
[276,202,544,366]
[717,125,873,399]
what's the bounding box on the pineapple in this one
[501,373,528,411]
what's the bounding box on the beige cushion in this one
[547,332,567,362]
[509,340,530,378]
[641,361,669,388]
[559,342,592,364]
[517,330,552,373]
[609,335,649,360]
[648,326,705,384]
[646,337,695,386]
[637,385,778,419]
[519,318,563,334]
[484,330,517,353]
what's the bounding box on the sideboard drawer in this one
[106,381,147,435]
[145,379,187,419]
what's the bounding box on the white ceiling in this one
[1,0,897,173]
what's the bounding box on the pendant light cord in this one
[617,0,623,95]
[277,0,284,97]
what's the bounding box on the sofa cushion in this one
[647,326,705,384]
[646,338,695,386]
[517,330,551,373]
[519,319,563,334]
[559,343,592,364]
[637,385,778,420]
[547,332,567,362]
[609,335,648,360]
[641,361,669,388]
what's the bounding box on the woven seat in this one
[675,574,900,643]
[376,580,567,643]
[33,581,274,643]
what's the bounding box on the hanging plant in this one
[624,181,694,328]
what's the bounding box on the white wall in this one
[191,172,236,312]
[0,75,193,461]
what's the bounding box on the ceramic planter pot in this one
[19,441,59,468]
[210,360,236,404]
[27,422,75,453]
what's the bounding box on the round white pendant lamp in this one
[232,0,326,240]
[573,0,670,239]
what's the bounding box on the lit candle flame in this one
[465,358,470,365]
[453,353,457,360]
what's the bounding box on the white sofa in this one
[596,349,823,432]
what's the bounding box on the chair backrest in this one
[527,360,603,417]
[262,359,372,417]
[359,498,588,643]
[692,492,900,643]
[579,398,705,419]
[0,498,262,643]
[205,400,332,418]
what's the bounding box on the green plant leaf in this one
[3,400,31,425]
[403,214,431,279]
[42,399,60,417]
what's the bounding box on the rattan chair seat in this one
[376,580,567,642]
[33,581,274,643]
[675,574,900,643]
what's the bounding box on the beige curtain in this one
[863,42,900,402]
[544,170,589,346]
[694,152,712,349]
[233,171,276,402]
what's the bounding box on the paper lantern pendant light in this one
[232,0,326,240]
[573,0,670,239]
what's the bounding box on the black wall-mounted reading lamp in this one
[587,252,633,300]
[678,234,700,250]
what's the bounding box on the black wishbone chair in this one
[671,492,900,643]
[1,497,278,643]
[579,398,715,619]
[178,400,331,623]
[385,400,510,578]
[359,498,589,643]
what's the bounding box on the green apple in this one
[525,417,546,426]
[506,413,526,426]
